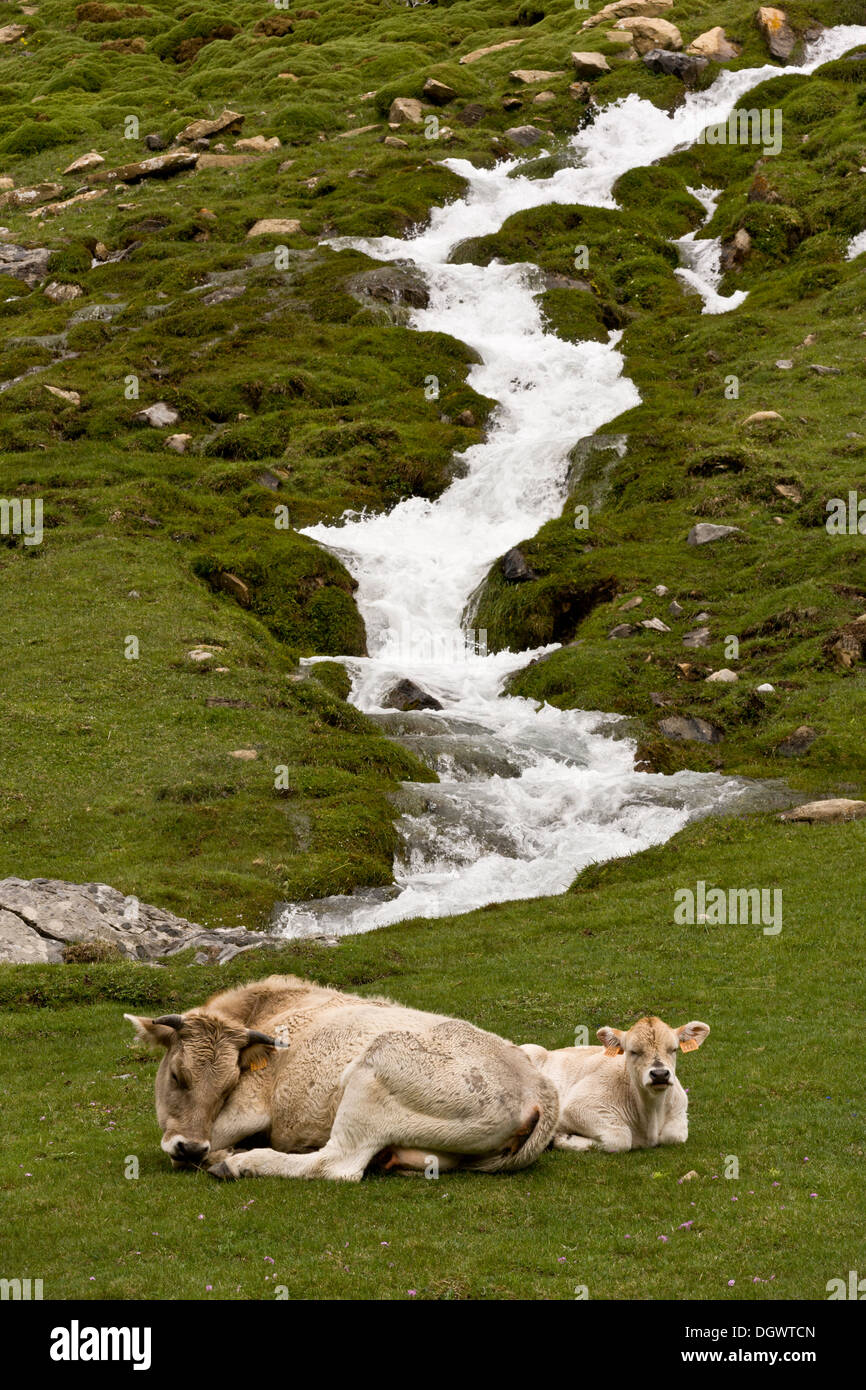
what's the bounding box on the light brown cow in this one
[521,1016,710,1153]
[125,973,559,1181]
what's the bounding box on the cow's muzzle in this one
[166,1136,211,1164]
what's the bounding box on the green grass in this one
[2,810,863,1300]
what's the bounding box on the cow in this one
[521,1016,710,1153]
[125,973,560,1181]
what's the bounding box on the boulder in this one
[571,52,611,78]
[42,385,81,405]
[217,572,251,606]
[569,82,594,101]
[658,715,722,743]
[686,27,741,60]
[382,679,443,712]
[388,97,424,125]
[720,227,752,270]
[776,725,817,757]
[0,24,26,43]
[165,433,192,454]
[246,218,302,237]
[43,282,83,304]
[609,623,636,639]
[459,39,523,64]
[504,125,545,147]
[641,617,671,633]
[457,103,487,127]
[742,410,781,425]
[642,48,708,81]
[581,1,673,28]
[705,668,738,683]
[174,110,245,144]
[686,523,743,545]
[533,91,557,104]
[0,877,270,964]
[510,69,565,84]
[615,17,682,51]
[422,78,457,105]
[682,626,711,648]
[0,182,63,210]
[197,153,258,170]
[235,135,281,152]
[501,547,536,582]
[62,151,105,175]
[28,190,107,219]
[348,262,429,310]
[144,133,167,151]
[88,153,198,185]
[756,6,797,62]
[134,402,179,428]
[780,799,866,824]
[619,595,643,611]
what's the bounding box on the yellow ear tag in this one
[680,1038,700,1053]
[604,1043,624,1057]
[249,1055,269,1072]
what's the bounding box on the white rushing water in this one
[673,186,749,315]
[276,26,866,940]
[847,229,866,260]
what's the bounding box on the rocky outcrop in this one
[0,878,271,964]
[756,6,797,62]
[0,243,52,285]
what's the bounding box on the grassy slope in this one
[1,0,865,1300]
[2,810,863,1300]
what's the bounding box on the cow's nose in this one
[174,1139,210,1161]
[649,1068,670,1083]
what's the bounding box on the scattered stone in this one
[457,103,487,127]
[247,218,302,237]
[504,125,545,147]
[748,172,781,204]
[641,618,671,633]
[217,572,251,606]
[134,401,179,428]
[43,281,83,303]
[28,189,107,219]
[0,24,26,43]
[510,69,565,84]
[383,136,409,149]
[165,433,192,454]
[609,624,636,639]
[388,97,424,125]
[569,82,593,101]
[669,600,684,617]
[687,523,742,545]
[774,482,801,502]
[42,385,81,406]
[0,182,63,211]
[756,683,776,693]
[779,798,866,823]
[455,409,476,427]
[230,749,258,761]
[235,135,281,153]
[62,151,105,175]
[776,359,793,369]
[174,111,245,144]
[502,96,523,110]
[756,6,797,62]
[571,52,611,78]
[706,668,738,683]
[642,48,707,81]
[720,227,752,270]
[801,332,818,347]
[422,78,457,105]
[619,595,643,611]
[686,26,741,60]
[695,611,710,622]
[659,715,722,743]
[382,679,443,712]
[144,133,166,151]
[606,30,635,44]
[533,91,557,105]
[348,262,429,311]
[653,584,668,596]
[680,1170,699,1182]
[614,17,682,51]
[682,627,711,648]
[88,153,198,185]
[196,153,258,170]
[502,547,536,582]
[809,364,842,376]
[776,725,817,757]
[581,0,674,28]
[675,662,709,680]
[742,410,781,425]
[459,39,523,65]
[201,284,245,307]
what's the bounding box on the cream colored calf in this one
[521,1016,710,1153]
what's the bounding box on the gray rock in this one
[348,262,429,314]
[776,725,817,757]
[0,877,271,963]
[134,401,179,428]
[501,547,536,582]
[641,617,671,632]
[669,600,684,617]
[0,242,52,286]
[422,78,457,106]
[609,623,636,639]
[658,715,722,743]
[686,523,743,546]
[381,679,443,712]
[69,302,127,325]
[682,626,711,648]
[756,6,797,61]
[809,364,842,376]
[641,48,708,81]
[779,798,866,824]
[144,133,167,151]
[504,125,545,147]
[457,103,487,127]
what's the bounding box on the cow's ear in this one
[238,1042,274,1073]
[597,1026,625,1056]
[124,1013,178,1049]
[677,1021,710,1053]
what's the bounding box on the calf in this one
[521,1016,710,1153]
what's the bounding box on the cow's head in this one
[124,1011,278,1165]
[596,1016,710,1095]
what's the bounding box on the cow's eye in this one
[171,1070,188,1090]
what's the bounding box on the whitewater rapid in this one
[276,26,866,939]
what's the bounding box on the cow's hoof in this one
[207,1160,237,1182]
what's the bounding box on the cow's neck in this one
[211,1068,273,1149]
[625,1076,670,1145]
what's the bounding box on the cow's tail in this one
[463,1074,560,1174]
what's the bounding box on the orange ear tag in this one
[249,1056,269,1072]
[680,1038,700,1053]
[604,1044,624,1057]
